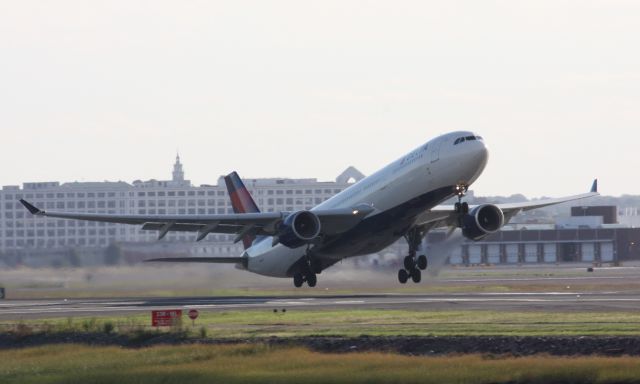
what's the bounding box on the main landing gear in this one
[397,227,428,284]
[293,251,322,288]
[293,271,317,288]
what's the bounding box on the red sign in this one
[152,310,182,327]
[188,309,199,320]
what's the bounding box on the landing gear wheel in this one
[411,268,422,283]
[293,273,304,288]
[307,273,317,287]
[398,269,409,284]
[417,255,428,270]
[402,226,428,284]
[404,255,416,271]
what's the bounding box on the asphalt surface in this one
[1,291,639,320]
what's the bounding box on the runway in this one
[2,291,639,320]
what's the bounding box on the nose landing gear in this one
[453,183,470,215]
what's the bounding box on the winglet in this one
[19,199,42,215]
[590,179,598,193]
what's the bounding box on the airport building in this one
[425,206,640,266]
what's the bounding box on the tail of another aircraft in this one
[224,172,260,249]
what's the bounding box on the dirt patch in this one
[1,333,639,356]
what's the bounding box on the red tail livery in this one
[224,172,260,249]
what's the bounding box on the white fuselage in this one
[245,131,489,277]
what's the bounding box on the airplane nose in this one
[475,141,489,164]
[465,140,489,181]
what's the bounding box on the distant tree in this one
[104,243,122,266]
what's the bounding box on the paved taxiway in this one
[1,291,639,320]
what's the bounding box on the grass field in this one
[8,309,640,338]
[2,343,640,384]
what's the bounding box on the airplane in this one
[19,131,599,287]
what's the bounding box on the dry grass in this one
[1,344,640,384]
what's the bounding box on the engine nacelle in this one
[278,210,322,248]
[461,204,505,241]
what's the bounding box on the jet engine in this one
[461,204,505,241]
[278,210,322,248]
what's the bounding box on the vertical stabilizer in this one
[224,172,260,249]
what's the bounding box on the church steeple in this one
[172,153,185,182]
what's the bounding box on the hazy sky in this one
[1,1,638,197]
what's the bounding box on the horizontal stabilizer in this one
[144,257,245,263]
[20,199,42,215]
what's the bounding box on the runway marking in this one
[444,276,635,283]
[2,292,640,318]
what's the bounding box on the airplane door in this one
[430,139,442,163]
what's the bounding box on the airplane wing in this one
[416,179,600,228]
[144,257,245,263]
[19,199,374,242]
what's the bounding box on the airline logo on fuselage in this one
[399,144,429,167]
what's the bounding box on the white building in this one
[0,156,364,256]
[619,207,640,228]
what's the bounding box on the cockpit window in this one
[454,135,483,145]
